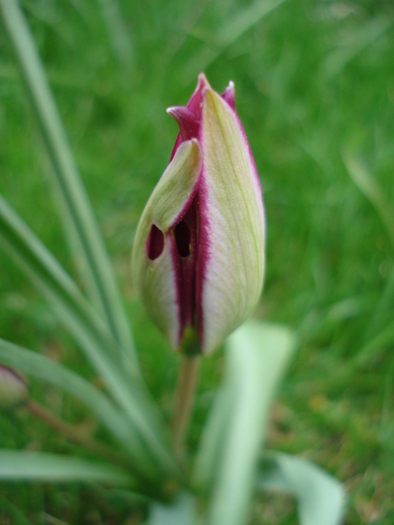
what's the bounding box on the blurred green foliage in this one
[0,0,393,523]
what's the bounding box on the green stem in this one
[26,399,125,466]
[171,354,201,464]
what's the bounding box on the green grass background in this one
[0,0,394,523]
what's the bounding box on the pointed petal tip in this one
[197,72,210,89]
[222,81,236,109]
[167,106,199,140]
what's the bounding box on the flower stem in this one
[26,399,125,466]
[171,354,200,463]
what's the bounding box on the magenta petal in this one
[170,199,199,341]
[167,74,209,160]
[221,81,236,110]
[185,73,209,121]
[167,107,199,142]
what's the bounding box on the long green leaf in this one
[200,321,295,525]
[0,451,134,486]
[0,338,156,478]
[258,452,346,525]
[0,0,137,370]
[0,195,178,479]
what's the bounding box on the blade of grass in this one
[257,452,346,525]
[324,16,392,78]
[182,0,288,83]
[0,450,135,486]
[96,0,133,64]
[0,338,156,478]
[0,195,179,479]
[343,153,394,347]
[0,193,131,376]
[342,152,394,248]
[197,321,295,525]
[0,0,137,371]
[0,494,32,525]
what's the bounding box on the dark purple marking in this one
[174,220,191,257]
[147,224,164,260]
[170,199,199,344]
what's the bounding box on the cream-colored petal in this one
[200,88,265,353]
[131,139,202,349]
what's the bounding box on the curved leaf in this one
[0,338,156,478]
[0,196,178,479]
[0,450,135,486]
[258,452,346,525]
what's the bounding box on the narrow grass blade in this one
[258,452,346,525]
[213,0,287,49]
[342,152,394,248]
[0,193,133,381]
[0,451,134,486]
[325,16,392,78]
[148,493,197,525]
[0,494,32,525]
[183,0,287,81]
[96,0,133,64]
[343,154,394,348]
[0,196,178,479]
[0,0,137,370]
[198,321,295,525]
[353,319,394,368]
[0,338,156,477]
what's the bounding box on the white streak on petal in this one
[141,235,180,348]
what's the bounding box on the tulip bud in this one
[132,74,265,354]
[0,365,28,409]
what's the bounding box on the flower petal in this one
[132,139,202,348]
[198,87,266,353]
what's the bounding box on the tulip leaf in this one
[0,338,156,478]
[194,321,295,525]
[0,0,137,371]
[148,493,197,525]
[257,452,346,525]
[0,195,178,479]
[0,451,135,486]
